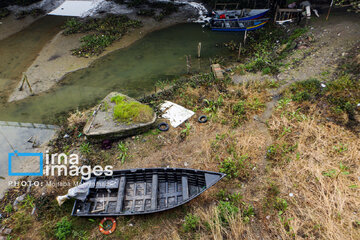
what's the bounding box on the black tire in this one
[158,122,169,131]
[198,115,208,123]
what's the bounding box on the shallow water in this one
[0,23,242,124]
[0,16,65,83]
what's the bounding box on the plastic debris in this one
[159,101,195,128]
[289,193,294,197]
[321,83,326,88]
[56,179,95,206]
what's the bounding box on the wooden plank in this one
[182,176,189,201]
[211,64,224,80]
[115,176,126,213]
[151,174,158,210]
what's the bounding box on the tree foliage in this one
[335,0,360,13]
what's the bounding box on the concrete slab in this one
[84,92,156,140]
[0,121,58,198]
[48,0,104,17]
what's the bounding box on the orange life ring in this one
[99,217,116,235]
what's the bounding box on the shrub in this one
[55,217,72,240]
[79,142,92,155]
[233,101,246,116]
[4,203,13,213]
[290,78,322,102]
[183,213,200,232]
[242,204,255,223]
[220,155,249,180]
[0,8,10,19]
[274,197,288,213]
[217,201,239,225]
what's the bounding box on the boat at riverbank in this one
[209,9,269,31]
[210,18,269,31]
[212,9,269,21]
[72,168,225,216]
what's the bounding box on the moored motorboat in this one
[212,9,269,21]
[210,18,269,32]
[209,9,270,32]
[72,168,225,216]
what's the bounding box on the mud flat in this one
[7,11,195,102]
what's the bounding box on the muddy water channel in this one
[0,23,242,124]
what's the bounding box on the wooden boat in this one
[72,168,225,216]
[212,9,269,21]
[210,18,269,32]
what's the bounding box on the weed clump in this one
[55,217,73,240]
[219,155,250,180]
[63,15,142,57]
[111,95,154,124]
[183,213,200,232]
[289,78,322,102]
[217,201,239,225]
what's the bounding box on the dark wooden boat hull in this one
[72,168,225,216]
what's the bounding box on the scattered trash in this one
[159,101,195,128]
[198,115,208,123]
[184,162,189,167]
[266,215,270,220]
[56,179,95,206]
[3,228,12,235]
[289,193,294,197]
[13,194,26,210]
[158,122,170,132]
[101,139,112,150]
[31,206,36,215]
[99,217,116,235]
[27,136,33,143]
[321,83,326,88]
[128,223,134,227]
[63,134,70,139]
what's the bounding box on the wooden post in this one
[197,42,202,58]
[237,43,242,61]
[326,0,333,21]
[274,5,279,23]
[186,55,191,74]
[243,29,247,47]
[19,73,33,95]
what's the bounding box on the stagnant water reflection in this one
[0,23,242,124]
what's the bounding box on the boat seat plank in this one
[151,174,158,210]
[182,176,189,201]
[115,176,126,213]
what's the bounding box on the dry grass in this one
[266,103,360,240]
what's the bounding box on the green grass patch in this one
[111,95,154,124]
[55,217,73,240]
[183,213,200,232]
